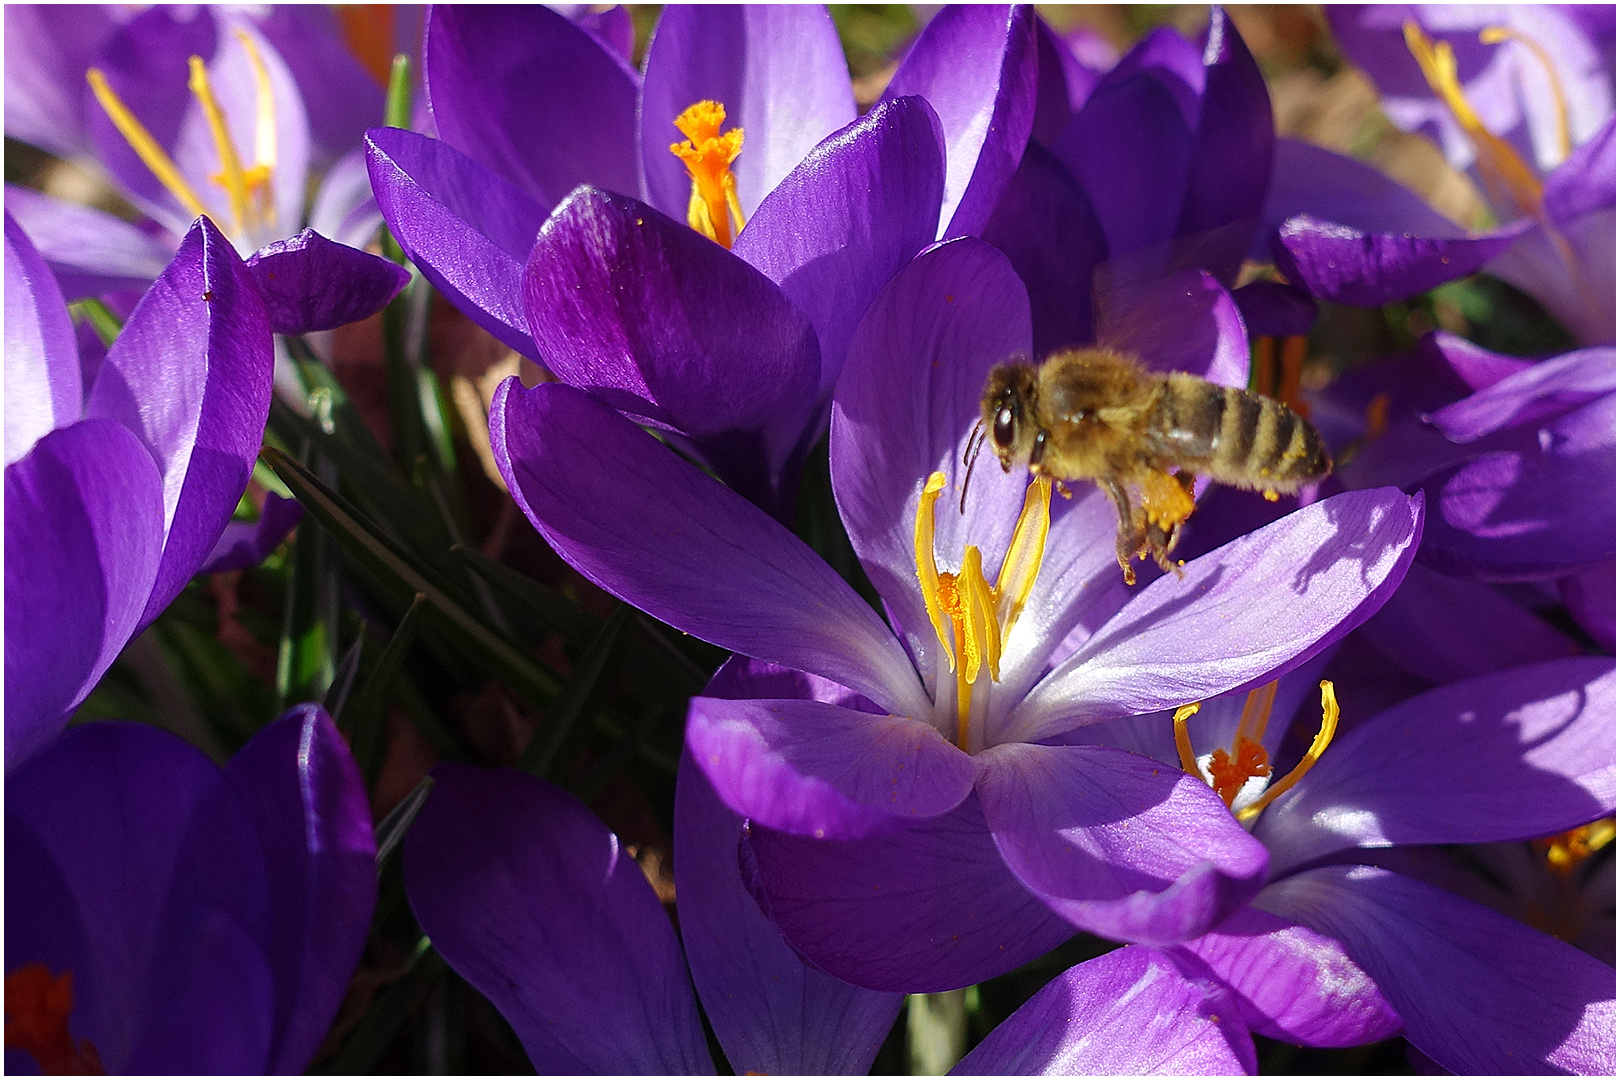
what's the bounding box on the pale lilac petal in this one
[686,695,974,840]
[249,7,383,168]
[883,4,1039,238]
[490,379,930,720]
[199,492,303,575]
[1545,118,1616,226]
[1259,864,1616,1075]
[1426,346,1615,442]
[3,4,124,156]
[246,229,408,334]
[1257,658,1616,874]
[307,146,382,251]
[641,5,856,220]
[953,946,1256,1075]
[976,742,1269,944]
[84,216,274,625]
[1169,905,1401,1047]
[5,209,82,465]
[403,763,713,1074]
[365,126,550,357]
[4,185,174,300]
[1487,209,1616,347]
[1008,489,1424,744]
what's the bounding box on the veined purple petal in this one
[490,380,930,720]
[5,209,82,465]
[224,704,376,1074]
[199,492,303,575]
[403,763,713,1074]
[83,216,273,626]
[745,792,1078,992]
[1258,658,1616,875]
[1546,118,1617,226]
[1259,864,1616,1075]
[675,738,903,1076]
[4,184,173,301]
[976,742,1269,944]
[522,186,820,510]
[3,4,124,156]
[1168,905,1400,1047]
[953,945,1256,1075]
[1008,488,1424,744]
[4,421,164,771]
[424,6,638,209]
[641,5,855,221]
[686,695,974,840]
[246,229,408,335]
[733,95,946,401]
[884,4,1039,238]
[365,126,550,357]
[1426,346,1615,442]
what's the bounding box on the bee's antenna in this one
[960,420,986,514]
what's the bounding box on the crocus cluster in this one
[5,3,1614,1076]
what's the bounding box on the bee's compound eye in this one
[993,405,1017,449]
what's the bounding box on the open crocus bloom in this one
[491,235,1423,991]
[5,705,377,1074]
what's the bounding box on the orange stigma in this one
[669,101,746,248]
[1175,680,1340,822]
[5,966,103,1075]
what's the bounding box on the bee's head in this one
[981,362,1042,472]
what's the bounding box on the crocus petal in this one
[1008,488,1424,744]
[365,126,550,357]
[522,186,820,511]
[1030,17,1099,146]
[1231,279,1317,339]
[1169,904,1401,1047]
[953,945,1256,1075]
[224,704,377,1074]
[6,722,275,1073]
[249,7,384,168]
[3,4,124,156]
[1259,864,1616,1075]
[1545,118,1617,226]
[1420,328,1534,391]
[976,742,1269,944]
[733,94,946,400]
[423,5,638,209]
[245,229,408,335]
[745,792,1078,992]
[883,4,1039,238]
[1258,657,1616,874]
[4,185,174,301]
[83,215,273,626]
[1486,209,1616,347]
[4,421,164,771]
[490,379,930,720]
[1260,137,1467,249]
[686,695,974,840]
[4,209,82,465]
[199,492,303,575]
[1425,346,1615,442]
[1098,269,1250,389]
[307,147,383,252]
[403,763,713,1075]
[1561,560,1616,651]
[674,745,903,1076]
[640,4,856,221]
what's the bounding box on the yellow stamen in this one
[1537,819,1616,879]
[85,67,210,220]
[1480,26,1573,163]
[1173,702,1201,775]
[233,28,279,231]
[1404,21,1544,217]
[189,55,253,234]
[915,472,955,667]
[669,101,746,248]
[1236,681,1339,822]
[993,473,1051,637]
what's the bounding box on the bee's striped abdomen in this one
[1155,375,1331,492]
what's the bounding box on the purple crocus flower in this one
[5,212,273,770]
[5,704,377,1074]
[488,235,1423,991]
[4,5,406,333]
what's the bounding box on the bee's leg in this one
[1102,479,1144,586]
[1157,471,1197,576]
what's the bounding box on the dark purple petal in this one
[365,126,550,357]
[5,208,82,464]
[1260,137,1467,252]
[1231,280,1317,339]
[3,4,124,156]
[1170,904,1401,1047]
[576,5,634,63]
[83,216,274,625]
[733,95,946,400]
[1099,269,1250,389]
[245,229,408,335]
[1426,346,1615,442]
[745,792,1078,992]
[1259,864,1616,1075]
[199,492,303,575]
[976,742,1269,944]
[641,5,855,221]
[4,184,173,301]
[1421,328,1535,391]
[403,763,713,1074]
[953,945,1256,1074]
[1561,561,1616,650]
[884,4,1039,238]
[424,6,638,208]
[4,421,164,771]
[675,745,903,1075]
[523,186,820,513]
[1030,17,1098,146]
[1546,118,1617,225]
[1258,657,1616,874]
[490,379,930,720]
[224,704,377,1074]
[249,7,384,168]
[6,722,274,1073]
[1009,489,1424,743]
[686,695,973,840]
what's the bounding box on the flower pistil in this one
[669,101,746,248]
[4,965,103,1075]
[1175,679,1340,822]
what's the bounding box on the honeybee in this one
[974,348,1332,584]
